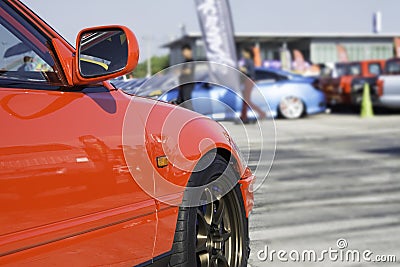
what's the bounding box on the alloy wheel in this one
[279,96,304,119]
[196,188,243,267]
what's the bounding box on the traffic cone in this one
[360,83,374,118]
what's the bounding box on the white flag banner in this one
[194,0,240,91]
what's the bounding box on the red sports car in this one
[0,1,254,266]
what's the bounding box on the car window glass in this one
[0,3,61,85]
[385,60,400,74]
[349,64,361,76]
[0,25,53,76]
[368,63,381,76]
[335,64,349,76]
[255,70,278,82]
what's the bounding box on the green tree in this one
[130,54,170,78]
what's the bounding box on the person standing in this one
[178,44,195,110]
[239,47,266,123]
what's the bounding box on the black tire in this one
[169,154,249,267]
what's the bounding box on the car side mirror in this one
[73,25,139,84]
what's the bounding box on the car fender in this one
[123,97,246,204]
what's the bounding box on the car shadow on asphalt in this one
[364,146,400,156]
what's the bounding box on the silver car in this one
[377,58,400,109]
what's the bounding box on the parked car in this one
[376,58,400,109]
[0,1,254,266]
[115,68,326,120]
[252,68,326,119]
[317,60,385,106]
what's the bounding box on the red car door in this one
[0,2,156,266]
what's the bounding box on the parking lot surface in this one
[222,114,400,266]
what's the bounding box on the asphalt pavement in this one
[222,113,400,267]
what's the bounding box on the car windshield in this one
[336,63,361,76]
[335,64,349,76]
[255,68,288,82]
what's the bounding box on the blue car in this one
[112,67,326,120]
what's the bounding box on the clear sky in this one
[21,0,399,62]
